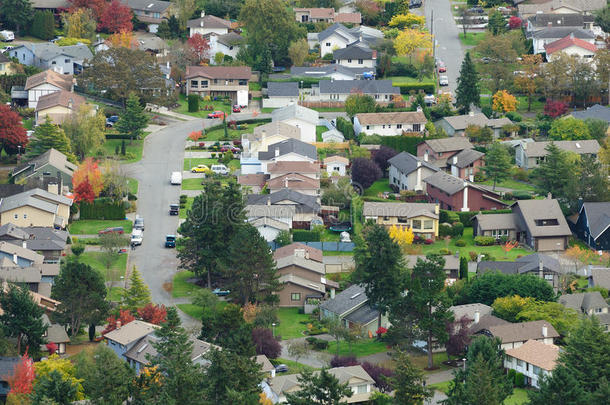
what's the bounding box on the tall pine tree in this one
[392,350,433,404]
[483,143,512,191]
[114,94,149,142]
[0,284,47,356]
[532,142,574,200]
[455,52,480,114]
[120,267,151,312]
[26,116,76,162]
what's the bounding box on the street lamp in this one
[17,145,21,158]
[272,322,276,337]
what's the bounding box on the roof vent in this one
[137,343,148,353]
[147,3,153,8]
[575,142,581,148]
[350,292,361,299]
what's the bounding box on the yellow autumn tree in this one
[389,13,426,29]
[388,225,414,249]
[107,30,139,49]
[34,354,85,400]
[242,302,259,323]
[62,8,97,41]
[260,392,273,405]
[394,29,432,62]
[491,295,535,322]
[492,90,518,114]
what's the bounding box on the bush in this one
[439,248,451,255]
[481,105,493,118]
[455,239,467,247]
[187,94,199,112]
[330,356,359,368]
[469,251,478,261]
[377,136,422,155]
[79,200,125,220]
[439,223,453,237]
[71,244,85,256]
[179,194,187,203]
[452,222,464,237]
[395,83,435,95]
[505,111,522,122]
[252,328,282,359]
[474,236,495,246]
[292,229,321,242]
[514,372,525,388]
[361,362,394,393]
[508,369,516,383]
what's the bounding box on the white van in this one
[170,171,182,185]
[131,229,143,246]
[0,31,14,42]
[211,164,229,175]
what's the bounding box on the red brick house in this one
[424,171,507,212]
[416,138,474,169]
[449,149,485,181]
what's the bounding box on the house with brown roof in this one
[354,111,427,136]
[477,253,564,290]
[24,69,74,109]
[362,202,439,240]
[104,320,160,360]
[238,173,267,194]
[294,8,361,24]
[475,320,559,350]
[515,139,600,170]
[185,65,251,106]
[424,171,507,212]
[187,11,231,37]
[11,148,77,187]
[268,161,320,180]
[416,137,474,169]
[267,173,320,196]
[35,90,88,125]
[504,340,560,388]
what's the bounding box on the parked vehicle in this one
[98,226,124,235]
[439,75,449,86]
[105,115,119,127]
[169,204,180,215]
[438,64,447,73]
[191,164,211,174]
[424,94,436,105]
[134,216,144,231]
[275,364,289,373]
[165,235,176,248]
[232,105,241,113]
[409,0,422,8]
[212,288,230,296]
[211,164,229,175]
[131,229,143,246]
[170,171,182,185]
[468,6,484,13]
[207,111,226,119]
[0,30,14,42]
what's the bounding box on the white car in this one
[211,164,229,175]
[424,94,437,105]
[131,229,143,246]
[170,171,182,185]
[439,75,449,86]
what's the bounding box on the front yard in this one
[326,339,388,357]
[172,271,202,298]
[93,132,150,163]
[183,157,241,172]
[69,219,133,235]
[175,94,232,118]
[181,178,205,190]
[79,251,128,280]
[276,308,311,340]
[458,32,487,47]
[203,121,268,141]
[179,197,194,219]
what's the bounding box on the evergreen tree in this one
[353,224,405,329]
[527,366,589,405]
[459,256,468,280]
[203,349,263,404]
[531,142,574,201]
[120,267,152,312]
[0,284,47,356]
[114,94,149,141]
[392,350,432,405]
[487,11,507,35]
[26,116,76,162]
[200,303,255,356]
[223,224,280,305]
[0,0,33,33]
[483,143,512,191]
[573,155,610,203]
[120,139,126,155]
[285,368,353,405]
[31,370,79,404]
[455,52,480,114]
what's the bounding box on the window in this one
[526,363,530,372]
[517,359,524,367]
[238,79,248,85]
[533,366,540,375]
[397,217,408,223]
[214,79,218,84]
[357,384,367,394]
[397,124,402,129]
[358,59,363,64]
[23,214,27,219]
[413,219,422,229]
[191,80,198,87]
[374,94,379,99]
[14,214,18,219]
[413,123,421,132]
[201,80,208,88]
[438,152,443,157]
[382,125,385,129]
[64,59,70,63]
[544,274,554,281]
[424,220,433,230]
[366,125,370,130]
[534,219,559,226]
[383,216,390,221]
[595,307,603,313]
[326,42,331,47]
[348,59,352,63]
[51,61,56,64]
[388,125,391,129]
[228,79,233,83]
[291,293,301,301]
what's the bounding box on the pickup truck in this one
[165,235,176,248]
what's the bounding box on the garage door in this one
[537,237,565,251]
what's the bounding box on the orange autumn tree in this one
[5,351,35,404]
[492,90,518,114]
[72,158,103,203]
[106,30,138,49]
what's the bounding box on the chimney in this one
[468,111,475,117]
[116,320,122,329]
[434,204,439,215]
[47,182,58,195]
[284,177,288,188]
[200,20,204,27]
[68,98,73,110]
[453,156,458,165]
[22,240,26,249]
[166,61,170,69]
[305,250,310,260]
[330,288,336,299]
[13,254,17,264]
[275,147,280,157]
[424,151,429,162]
[416,106,422,112]
[266,197,271,206]
[542,325,548,337]
[538,258,544,279]
[474,310,480,324]
[546,192,552,200]
[200,11,205,18]
[469,174,474,182]
[462,183,469,211]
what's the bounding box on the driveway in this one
[425,0,465,95]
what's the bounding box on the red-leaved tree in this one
[0,105,28,155]
[138,304,167,325]
[68,0,108,20]
[251,328,282,359]
[103,309,136,335]
[544,100,569,118]
[99,0,133,33]
[508,16,522,29]
[361,361,394,393]
[6,351,35,396]
[445,315,472,359]
[46,342,58,355]
[72,158,104,203]
[187,34,210,64]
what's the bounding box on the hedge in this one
[364,136,423,155]
[474,236,495,246]
[395,83,435,95]
[188,94,199,112]
[105,134,133,140]
[205,118,272,135]
[0,74,27,94]
[79,200,125,220]
[514,372,525,388]
[292,229,321,242]
[443,209,513,227]
[336,116,355,140]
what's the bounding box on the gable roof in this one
[513,199,572,237]
[267,173,320,191]
[248,216,291,231]
[268,161,320,174]
[274,242,323,263]
[271,104,319,125]
[59,44,93,61]
[527,13,588,28]
[580,202,610,240]
[440,113,512,131]
[319,79,399,95]
[505,340,560,371]
[216,32,244,47]
[388,152,439,176]
[589,268,610,289]
[19,226,68,251]
[545,34,598,54]
[0,223,30,240]
[289,65,371,79]
[356,111,427,126]
[422,137,474,153]
[35,90,86,112]
[185,65,251,80]
[335,12,362,24]
[320,284,368,316]
[362,201,438,219]
[276,254,325,274]
[0,357,20,382]
[324,155,349,165]
[570,104,610,123]
[533,27,595,39]
[478,253,562,275]
[470,314,511,334]
[451,149,485,168]
[187,14,232,29]
[268,81,299,97]
[322,129,345,142]
[521,139,600,157]
[247,189,320,212]
[333,43,375,60]
[558,291,607,312]
[486,320,559,343]
[474,213,518,231]
[255,354,275,373]
[279,273,325,293]
[124,0,171,13]
[250,121,301,142]
[245,204,296,219]
[24,69,73,91]
[0,241,44,263]
[318,23,358,42]
[450,303,493,321]
[423,171,474,195]
[103,320,159,346]
[238,173,267,188]
[12,148,77,178]
[258,138,317,161]
[0,194,58,215]
[344,304,379,325]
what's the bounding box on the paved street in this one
[426,0,465,95]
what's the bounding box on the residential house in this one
[0,223,68,263]
[314,23,381,57]
[571,201,610,251]
[124,0,172,33]
[0,188,73,229]
[267,174,321,196]
[449,303,493,324]
[187,12,232,37]
[525,13,601,37]
[241,123,303,174]
[185,65,251,106]
[137,36,169,58]
[449,149,485,180]
[518,0,607,18]
[406,254,460,283]
[322,129,345,143]
[23,69,74,110]
[104,320,160,359]
[0,53,15,75]
[42,313,70,354]
[271,104,319,144]
[388,152,439,192]
[475,320,559,350]
[531,27,596,55]
[294,8,361,24]
[247,190,321,228]
[423,171,507,212]
[558,291,610,331]
[354,111,427,136]
[268,161,320,180]
[587,268,610,294]
[434,112,513,138]
[333,42,376,68]
[11,148,77,188]
[258,139,318,174]
[324,156,349,176]
[0,239,60,292]
[0,357,20,400]
[0,240,44,268]
[416,137,474,169]
[255,355,276,378]
[504,340,560,388]
[30,0,70,13]
[289,65,373,81]
[207,32,244,63]
[320,284,389,335]
[312,79,399,103]
[0,281,60,313]
[246,205,295,242]
[473,198,572,251]
[35,90,87,125]
[477,253,564,290]
[515,139,600,169]
[263,82,300,109]
[570,104,610,125]
[544,33,598,60]
[8,43,92,75]
[265,365,375,403]
[274,243,337,308]
[238,174,268,194]
[362,202,439,240]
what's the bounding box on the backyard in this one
[316,125,327,142]
[364,179,392,197]
[79,251,128,281]
[69,219,133,235]
[474,178,536,193]
[276,307,310,340]
[326,339,388,357]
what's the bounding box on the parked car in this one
[105,115,119,127]
[207,111,226,119]
[212,288,230,296]
[170,171,182,185]
[409,0,422,8]
[424,94,436,105]
[211,164,229,175]
[468,6,484,13]
[191,164,211,174]
[439,75,449,86]
[50,36,64,43]
[438,63,447,73]
[165,235,176,248]
[275,364,289,373]
[131,229,143,246]
[232,105,241,113]
[98,227,124,235]
[134,216,144,231]
[169,204,180,215]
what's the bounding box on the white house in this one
[263,82,299,109]
[333,42,376,68]
[515,139,600,170]
[321,128,345,143]
[324,155,349,176]
[8,43,92,75]
[240,123,303,175]
[246,205,295,242]
[258,138,318,174]
[354,111,427,136]
[24,69,74,110]
[314,23,381,57]
[504,340,559,388]
[208,32,244,63]
[290,65,373,81]
[388,152,439,192]
[544,34,597,61]
[187,12,231,37]
[531,27,595,55]
[271,104,319,144]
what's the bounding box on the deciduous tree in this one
[513,54,542,111]
[102,309,135,335]
[0,284,47,356]
[483,142,512,191]
[487,11,507,35]
[389,13,425,29]
[26,116,76,162]
[543,100,568,118]
[288,38,309,66]
[345,93,377,118]
[62,8,97,41]
[6,352,35,398]
[492,90,517,114]
[106,30,138,48]
[173,0,196,30]
[33,354,85,400]
[394,29,432,62]
[372,146,398,174]
[99,0,133,33]
[187,34,210,64]
[72,158,104,203]
[63,104,105,160]
[549,117,592,141]
[508,16,522,29]
[455,52,480,114]
[251,328,281,359]
[446,315,472,359]
[351,158,382,190]
[388,225,414,250]
[0,105,28,155]
[137,304,167,325]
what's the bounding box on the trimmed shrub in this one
[336,116,355,140]
[376,136,423,155]
[395,83,435,95]
[79,200,125,220]
[508,369,516,383]
[439,223,453,237]
[330,356,359,368]
[469,251,478,261]
[474,236,495,246]
[452,222,464,237]
[292,229,321,242]
[455,239,467,247]
[439,248,451,255]
[71,244,85,256]
[187,94,199,112]
[515,372,525,388]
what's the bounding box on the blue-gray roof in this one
[319,79,398,95]
[320,284,369,316]
[580,202,610,240]
[388,152,439,176]
[267,81,299,97]
[333,43,374,60]
[571,104,610,123]
[258,138,317,161]
[246,189,320,212]
[289,65,372,79]
[318,23,357,42]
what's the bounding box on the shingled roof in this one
[25,69,73,91]
[186,65,251,80]
[505,340,559,371]
[388,152,439,175]
[521,139,600,157]
[579,202,610,241]
[35,90,86,112]
[485,320,559,343]
[362,202,438,219]
[356,111,427,126]
[421,137,473,153]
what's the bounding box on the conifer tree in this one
[26,116,76,162]
[114,94,149,142]
[455,52,480,114]
[120,267,151,312]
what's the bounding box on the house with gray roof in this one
[518,0,606,17]
[247,189,321,231]
[313,23,382,57]
[434,112,513,138]
[207,32,244,63]
[588,268,610,293]
[388,152,439,192]
[271,104,319,144]
[0,357,20,398]
[515,139,600,170]
[124,0,172,33]
[8,43,92,75]
[424,171,507,212]
[449,149,485,181]
[312,79,399,103]
[570,104,610,124]
[0,187,72,229]
[571,201,610,251]
[263,82,300,109]
[406,254,460,282]
[476,320,559,349]
[0,223,68,263]
[320,284,388,335]
[526,13,596,35]
[11,148,76,187]
[42,313,70,355]
[477,253,564,290]
[558,291,608,322]
[287,65,373,81]
[531,26,596,54]
[333,42,376,69]
[450,303,493,325]
[188,11,232,37]
[258,138,318,174]
[416,137,474,168]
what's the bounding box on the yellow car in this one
[191,164,211,174]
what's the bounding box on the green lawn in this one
[316,125,327,142]
[505,388,530,405]
[474,179,536,192]
[107,286,124,302]
[429,380,452,393]
[320,228,341,242]
[410,351,452,373]
[175,94,232,118]
[172,271,203,298]
[261,107,276,113]
[127,178,138,195]
[276,308,310,340]
[515,96,545,113]
[69,220,133,235]
[249,82,262,91]
[181,178,204,190]
[203,121,268,141]
[326,339,388,357]
[364,178,392,197]
[271,358,317,374]
[420,227,531,260]
[79,252,128,280]
[391,76,435,86]
[96,132,150,163]
[179,197,194,219]
[183,158,241,172]
[459,32,487,47]
[177,304,203,319]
